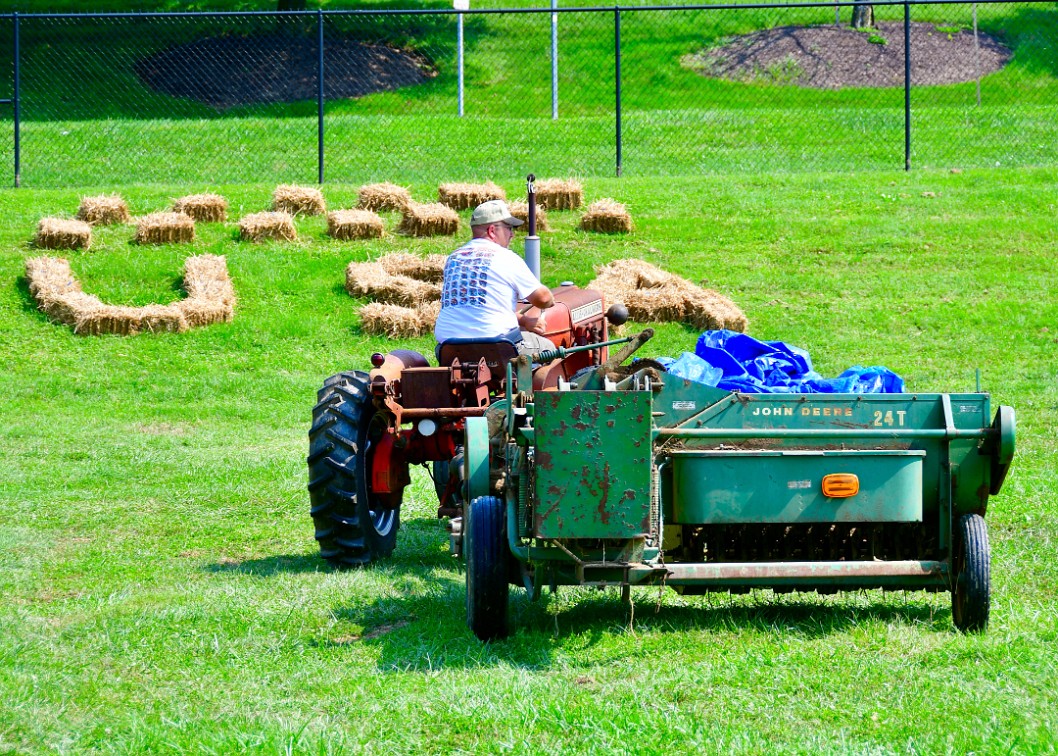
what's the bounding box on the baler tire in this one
[466,495,509,641]
[307,371,400,567]
[951,513,990,633]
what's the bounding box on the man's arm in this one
[517,285,554,334]
[526,285,554,310]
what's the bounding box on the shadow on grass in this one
[203,516,954,669]
[203,517,454,577]
[319,579,954,672]
[206,552,326,576]
[14,277,42,318]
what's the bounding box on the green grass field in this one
[1,167,1056,752]
[2,0,1057,184]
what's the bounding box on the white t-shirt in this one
[434,238,543,343]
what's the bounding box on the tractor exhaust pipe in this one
[524,173,541,280]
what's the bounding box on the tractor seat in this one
[436,335,520,372]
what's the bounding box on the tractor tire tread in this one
[307,370,400,568]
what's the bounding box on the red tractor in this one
[307,282,630,566]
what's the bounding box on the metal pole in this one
[457,11,465,117]
[551,0,558,120]
[13,12,20,188]
[973,3,981,106]
[614,6,622,178]
[904,1,911,171]
[524,174,540,279]
[317,9,325,184]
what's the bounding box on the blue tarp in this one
[656,330,904,394]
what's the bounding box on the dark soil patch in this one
[135,34,436,109]
[685,22,1011,89]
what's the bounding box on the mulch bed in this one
[686,22,1011,89]
[136,34,436,108]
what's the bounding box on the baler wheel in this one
[307,371,400,567]
[466,495,509,641]
[951,514,990,632]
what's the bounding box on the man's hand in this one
[518,285,553,334]
[518,309,548,335]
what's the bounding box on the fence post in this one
[904,1,911,171]
[457,4,465,117]
[551,0,558,120]
[13,11,20,188]
[317,9,325,184]
[614,6,622,178]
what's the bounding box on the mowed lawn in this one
[1,168,1056,753]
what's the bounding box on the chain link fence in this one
[0,1,1054,187]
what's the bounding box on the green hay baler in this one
[461,337,1015,640]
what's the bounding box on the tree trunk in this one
[851,2,875,29]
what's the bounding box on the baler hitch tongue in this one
[599,327,654,371]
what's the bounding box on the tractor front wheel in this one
[465,495,509,641]
[308,371,400,567]
[951,513,990,632]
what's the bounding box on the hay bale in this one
[135,212,195,245]
[26,256,82,300]
[508,201,550,232]
[580,199,633,234]
[76,194,130,225]
[25,257,187,335]
[536,178,583,210]
[182,254,236,312]
[272,184,326,216]
[76,305,188,336]
[346,251,449,333]
[327,209,385,240]
[397,202,459,237]
[589,259,747,332]
[346,261,441,306]
[238,212,297,242]
[357,182,412,213]
[35,218,91,250]
[378,252,446,283]
[437,181,506,210]
[172,193,228,223]
[25,254,236,336]
[359,301,441,338]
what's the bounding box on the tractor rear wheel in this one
[465,495,509,641]
[951,513,990,632]
[308,371,400,567]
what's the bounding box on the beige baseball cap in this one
[470,199,524,227]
